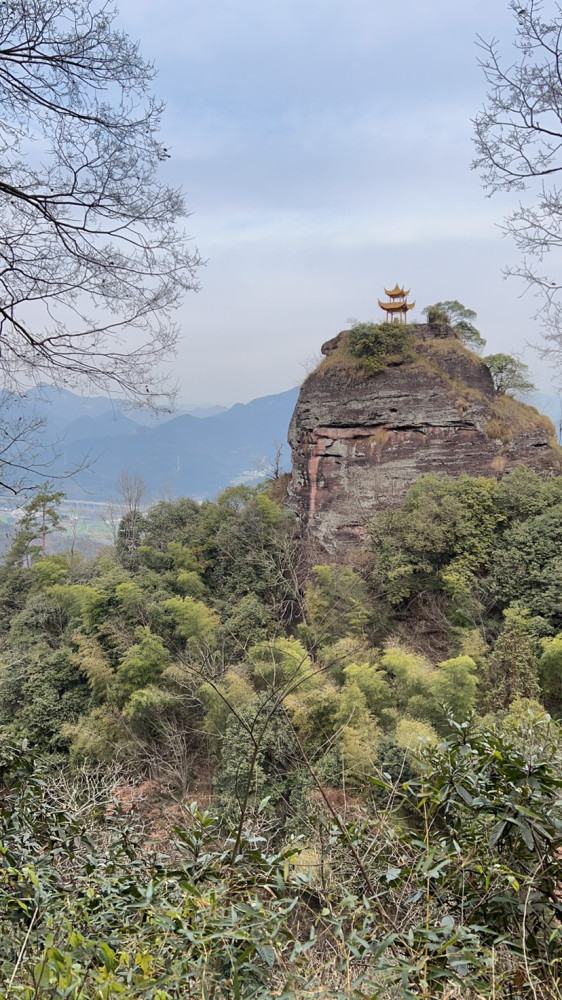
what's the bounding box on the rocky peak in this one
[285,323,561,554]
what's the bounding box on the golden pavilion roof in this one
[384,284,410,299]
[378,298,415,312]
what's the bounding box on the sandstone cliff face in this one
[286,325,561,553]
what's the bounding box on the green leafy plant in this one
[348,321,416,373]
[483,351,536,396]
[0,738,315,998]
[423,300,486,350]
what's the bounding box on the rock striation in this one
[285,324,561,553]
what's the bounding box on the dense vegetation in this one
[347,304,536,403]
[1,469,562,996]
[348,322,416,372]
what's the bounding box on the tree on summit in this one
[0,0,201,406]
[422,300,486,350]
[483,352,536,396]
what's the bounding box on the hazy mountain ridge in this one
[1,385,297,501]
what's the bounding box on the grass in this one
[267,472,291,504]
[314,327,451,380]
[313,331,366,377]
[314,328,483,383]
[409,354,487,417]
[418,335,483,366]
[485,394,558,446]
[413,339,490,414]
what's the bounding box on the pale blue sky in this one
[117,0,558,404]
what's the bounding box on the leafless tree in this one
[472,0,562,381]
[267,441,286,482]
[99,498,121,547]
[116,471,146,512]
[114,470,146,564]
[0,0,201,407]
[0,396,57,494]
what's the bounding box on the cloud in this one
[113,0,556,404]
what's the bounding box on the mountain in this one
[176,404,229,419]
[62,388,297,500]
[0,386,298,501]
[63,412,142,443]
[287,326,561,553]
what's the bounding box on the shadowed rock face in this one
[286,325,561,553]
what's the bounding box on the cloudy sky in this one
[117,0,559,405]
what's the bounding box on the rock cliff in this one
[286,324,561,553]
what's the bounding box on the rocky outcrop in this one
[286,324,561,553]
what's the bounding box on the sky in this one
[116,0,561,406]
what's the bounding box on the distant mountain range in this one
[0,385,298,502]
[1,384,559,506]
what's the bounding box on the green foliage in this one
[423,303,451,324]
[540,632,562,705]
[494,463,562,519]
[200,669,256,745]
[220,594,275,654]
[0,740,317,999]
[247,637,312,692]
[64,706,124,764]
[123,684,183,733]
[489,501,562,624]
[71,632,114,698]
[285,681,341,741]
[336,678,370,728]
[213,704,298,823]
[4,712,562,998]
[112,626,171,707]
[427,654,478,725]
[2,458,562,998]
[2,468,560,784]
[30,555,69,588]
[341,718,380,783]
[372,468,562,644]
[347,320,415,373]
[6,487,66,566]
[304,563,371,645]
[484,351,536,395]
[2,468,562,998]
[371,472,501,608]
[0,642,91,749]
[163,594,219,649]
[141,496,201,552]
[380,648,477,730]
[0,488,298,760]
[394,715,438,749]
[341,659,393,724]
[422,299,486,349]
[114,579,146,613]
[391,712,562,982]
[487,608,541,711]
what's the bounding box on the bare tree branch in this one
[472,1,562,383]
[0,0,202,409]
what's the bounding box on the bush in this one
[0,739,312,999]
[348,321,415,373]
[424,304,451,324]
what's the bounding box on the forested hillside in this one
[2,467,562,996]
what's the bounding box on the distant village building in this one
[378,284,415,324]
